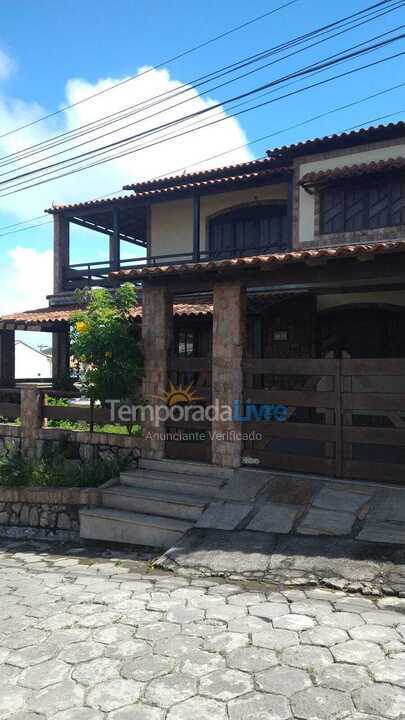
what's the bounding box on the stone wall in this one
[0,487,99,538]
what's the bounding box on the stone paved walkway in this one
[0,541,405,719]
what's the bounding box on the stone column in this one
[21,387,43,458]
[52,331,70,386]
[0,330,15,387]
[53,214,70,293]
[142,284,172,459]
[212,280,246,468]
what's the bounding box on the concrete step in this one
[120,470,222,498]
[101,485,210,521]
[139,458,234,481]
[79,507,192,548]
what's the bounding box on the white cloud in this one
[0,61,252,314]
[0,48,15,81]
[0,64,253,220]
[0,247,53,315]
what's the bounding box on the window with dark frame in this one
[208,203,289,259]
[319,175,405,235]
[176,328,196,357]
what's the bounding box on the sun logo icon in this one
[156,381,203,406]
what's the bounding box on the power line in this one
[1,0,401,172]
[0,81,404,235]
[0,0,300,141]
[1,27,404,194]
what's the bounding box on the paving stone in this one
[87,678,143,711]
[273,613,315,631]
[196,502,253,530]
[203,631,249,653]
[91,624,134,644]
[249,602,289,620]
[206,605,247,623]
[0,684,30,717]
[18,659,71,690]
[323,612,365,630]
[301,626,348,647]
[331,640,385,665]
[291,687,354,720]
[59,641,105,664]
[108,706,163,720]
[357,521,405,545]
[226,645,278,672]
[1,628,49,650]
[227,591,268,606]
[369,658,405,687]
[252,628,299,651]
[166,696,227,720]
[353,684,405,719]
[256,665,312,696]
[72,657,121,686]
[367,490,405,523]
[181,648,226,677]
[349,624,399,644]
[136,621,180,640]
[315,663,371,692]
[247,502,299,533]
[121,653,174,682]
[154,634,202,657]
[144,672,197,708]
[281,645,333,672]
[227,691,291,720]
[312,487,370,514]
[7,642,61,668]
[361,610,402,627]
[104,638,151,659]
[166,605,204,624]
[26,680,84,715]
[297,508,356,536]
[200,668,253,701]
[53,710,103,720]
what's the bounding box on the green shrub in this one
[0,446,130,488]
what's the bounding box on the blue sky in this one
[0,0,404,333]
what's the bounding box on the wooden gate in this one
[165,357,212,462]
[243,358,405,484]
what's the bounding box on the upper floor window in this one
[208,203,288,259]
[320,176,405,235]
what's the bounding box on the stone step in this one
[79,507,192,548]
[139,457,233,481]
[101,485,210,521]
[120,470,222,498]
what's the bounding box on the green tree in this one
[70,283,143,431]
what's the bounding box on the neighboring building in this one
[1,120,405,483]
[15,340,52,380]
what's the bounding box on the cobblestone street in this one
[0,541,405,719]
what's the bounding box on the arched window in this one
[208,203,288,259]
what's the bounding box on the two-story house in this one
[1,120,405,484]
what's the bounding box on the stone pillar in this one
[53,214,70,293]
[0,330,15,387]
[21,387,43,458]
[212,280,246,468]
[52,331,70,386]
[142,284,172,459]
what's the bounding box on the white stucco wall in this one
[298,141,405,245]
[15,342,52,379]
[150,184,288,257]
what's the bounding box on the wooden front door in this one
[243,357,405,484]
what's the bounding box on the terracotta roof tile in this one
[0,302,212,328]
[110,241,405,280]
[300,157,405,187]
[268,120,405,158]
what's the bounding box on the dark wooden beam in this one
[192,194,201,262]
[109,208,120,271]
[286,175,294,248]
[53,214,70,293]
[0,330,15,387]
[52,332,70,386]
